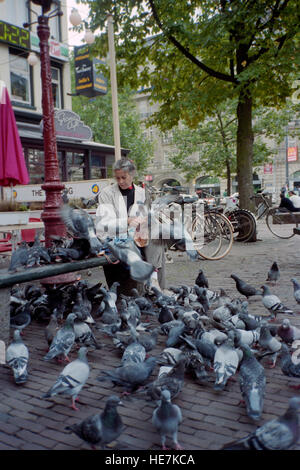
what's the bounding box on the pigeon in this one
[195,269,209,289]
[60,204,103,256]
[10,305,31,335]
[106,238,154,282]
[138,355,186,402]
[65,395,123,449]
[137,327,160,352]
[193,286,210,313]
[279,343,300,384]
[233,328,260,348]
[266,261,280,284]
[165,321,186,348]
[221,396,300,450]
[261,284,294,319]
[97,356,157,394]
[231,274,262,299]
[152,389,183,450]
[238,344,266,421]
[26,234,51,267]
[158,305,174,324]
[8,241,29,272]
[43,313,77,362]
[258,324,282,368]
[121,327,146,364]
[45,312,59,349]
[213,331,241,391]
[277,318,300,345]
[216,288,232,307]
[291,278,300,307]
[42,346,89,410]
[73,319,102,350]
[5,330,29,384]
[80,195,99,209]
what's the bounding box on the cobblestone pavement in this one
[1,220,300,451]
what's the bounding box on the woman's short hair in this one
[113,158,136,174]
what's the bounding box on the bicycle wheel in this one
[266,207,296,239]
[226,209,256,242]
[191,212,233,260]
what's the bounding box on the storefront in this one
[7,108,129,203]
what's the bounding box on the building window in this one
[67,152,85,181]
[27,149,44,184]
[91,154,106,179]
[9,52,32,104]
[51,66,62,109]
[4,0,29,28]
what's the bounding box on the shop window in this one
[67,152,85,181]
[91,154,106,179]
[27,149,44,184]
[9,52,32,104]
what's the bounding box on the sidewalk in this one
[1,220,300,450]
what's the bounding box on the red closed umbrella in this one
[0,85,29,189]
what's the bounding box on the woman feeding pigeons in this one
[95,158,166,297]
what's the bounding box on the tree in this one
[71,79,153,177]
[81,0,299,209]
[170,100,298,195]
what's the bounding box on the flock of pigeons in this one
[4,257,300,450]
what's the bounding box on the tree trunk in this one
[236,89,254,210]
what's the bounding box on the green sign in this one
[0,20,30,50]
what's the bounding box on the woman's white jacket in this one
[95,183,145,240]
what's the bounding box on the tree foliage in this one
[71,58,153,176]
[80,0,299,207]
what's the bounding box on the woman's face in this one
[114,169,134,190]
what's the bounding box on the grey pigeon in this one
[261,284,293,320]
[45,312,59,348]
[60,204,103,256]
[291,278,300,307]
[74,319,102,350]
[137,327,160,352]
[221,397,300,450]
[231,274,262,299]
[216,288,232,307]
[258,324,282,368]
[65,395,123,449]
[26,234,51,267]
[6,330,29,384]
[97,287,120,325]
[238,344,266,421]
[43,313,77,362]
[277,318,300,345]
[106,238,154,282]
[193,286,210,313]
[152,389,183,450]
[10,305,31,335]
[97,356,157,394]
[42,346,89,410]
[213,331,241,391]
[137,355,186,402]
[266,261,280,284]
[166,320,186,348]
[195,269,209,289]
[279,343,300,385]
[8,241,29,272]
[121,327,146,364]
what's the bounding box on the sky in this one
[64,0,91,46]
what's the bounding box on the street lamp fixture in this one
[25,1,95,247]
[24,0,66,246]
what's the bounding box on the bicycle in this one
[251,192,300,239]
[146,185,234,260]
